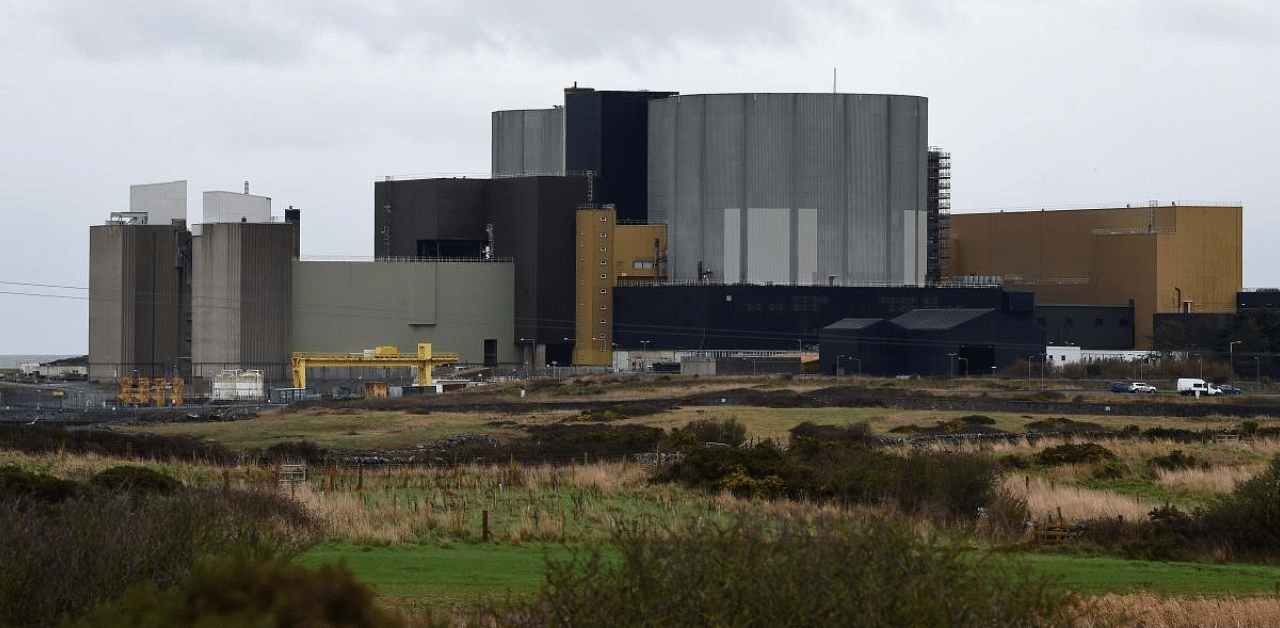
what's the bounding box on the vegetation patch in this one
[1025,417,1108,433]
[1035,443,1119,467]
[490,515,1084,628]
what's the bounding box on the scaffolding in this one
[927,147,952,285]
[289,343,459,389]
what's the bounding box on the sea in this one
[0,355,81,370]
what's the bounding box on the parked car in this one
[1109,381,1132,393]
[1129,382,1157,393]
[1217,384,1243,395]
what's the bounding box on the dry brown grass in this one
[1155,463,1265,495]
[1082,593,1280,627]
[1001,474,1153,523]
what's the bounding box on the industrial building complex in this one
[86,84,1247,395]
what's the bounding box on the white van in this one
[1177,378,1219,397]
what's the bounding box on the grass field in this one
[297,543,579,613]
[297,541,1280,613]
[18,374,1280,627]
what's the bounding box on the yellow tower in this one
[574,207,615,365]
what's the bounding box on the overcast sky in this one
[1,0,1275,354]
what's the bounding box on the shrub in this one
[492,515,1085,628]
[678,417,747,447]
[788,421,873,446]
[265,440,329,464]
[68,550,406,628]
[0,465,80,504]
[1118,505,1198,562]
[0,486,318,628]
[1200,455,1280,560]
[90,466,181,495]
[1035,443,1117,467]
[1148,449,1202,473]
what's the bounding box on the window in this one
[633,260,654,269]
[599,304,606,310]
[599,273,607,279]
[599,232,607,238]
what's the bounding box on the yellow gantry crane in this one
[290,343,459,390]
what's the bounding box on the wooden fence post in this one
[483,510,491,542]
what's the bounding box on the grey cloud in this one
[19,0,860,64]
[1142,0,1280,43]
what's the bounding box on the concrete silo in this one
[647,93,928,287]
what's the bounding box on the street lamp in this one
[850,357,862,379]
[958,357,968,378]
[640,340,650,372]
[837,355,846,376]
[947,353,956,379]
[1198,354,1203,379]
[991,365,997,379]
[1256,356,1262,389]
[1229,341,1241,384]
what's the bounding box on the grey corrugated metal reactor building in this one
[88,181,192,381]
[647,93,929,286]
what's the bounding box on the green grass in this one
[300,541,1280,615]
[297,542,579,611]
[1019,552,1280,597]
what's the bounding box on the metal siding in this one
[747,207,789,284]
[846,95,889,284]
[798,208,818,284]
[130,180,187,225]
[202,191,272,224]
[723,207,741,282]
[650,93,927,286]
[191,222,296,382]
[491,109,565,176]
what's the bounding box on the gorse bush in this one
[1201,455,1280,560]
[0,469,319,628]
[654,426,1000,522]
[265,439,330,464]
[1147,449,1203,473]
[490,515,1085,628]
[90,465,181,495]
[676,417,748,447]
[68,550,407,628]
[0,464,79,503]
[1035,443,1118,467]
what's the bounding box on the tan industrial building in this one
[949,204,1242,349]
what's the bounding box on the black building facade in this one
[820,308,1046,377]
[611,284,1035,351]
[564,88,676,222]
[373,175,591,360]
[1034,304,1135,349]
